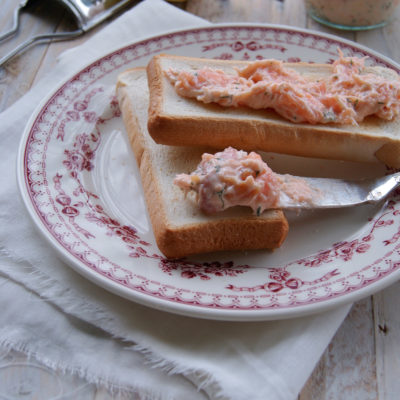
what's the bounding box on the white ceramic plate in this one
[17,24,400,321]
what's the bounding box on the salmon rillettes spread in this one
[174,147,314,214]
[166,51,400,125]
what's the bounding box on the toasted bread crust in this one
[147,54,400,167]
[117,67,289,258]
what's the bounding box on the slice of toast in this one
[146,54,400,168]
[116,67,289,259]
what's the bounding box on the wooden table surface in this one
[1,0,400,398]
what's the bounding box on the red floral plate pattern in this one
[17,25,400,321]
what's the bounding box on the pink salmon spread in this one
[166,52,400,125]
[174,147,314,214]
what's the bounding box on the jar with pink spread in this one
[305,0,400,30]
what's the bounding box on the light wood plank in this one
[374,281,400,399]
[381,8,400,62]
[31,23,98,86]
[0,0,66,112]
[300,299,378,399]
[279,0,308,27]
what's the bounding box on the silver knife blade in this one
[277,172,400,209]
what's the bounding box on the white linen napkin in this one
[0,0,351,399]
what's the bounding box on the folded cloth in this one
[0,0,351,399]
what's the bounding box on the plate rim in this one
[16,22,400,321]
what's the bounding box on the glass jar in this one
[305,0,400,30]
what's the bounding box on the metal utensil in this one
[0,0,137,67]
[277,172,400,209]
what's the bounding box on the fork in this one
[277,171,400,209]
[0,0,30,44]
[0,0,136,67]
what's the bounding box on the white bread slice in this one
[116,67,289,259]
[147,54,400,168]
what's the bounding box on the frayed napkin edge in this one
[0,247,223,398]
